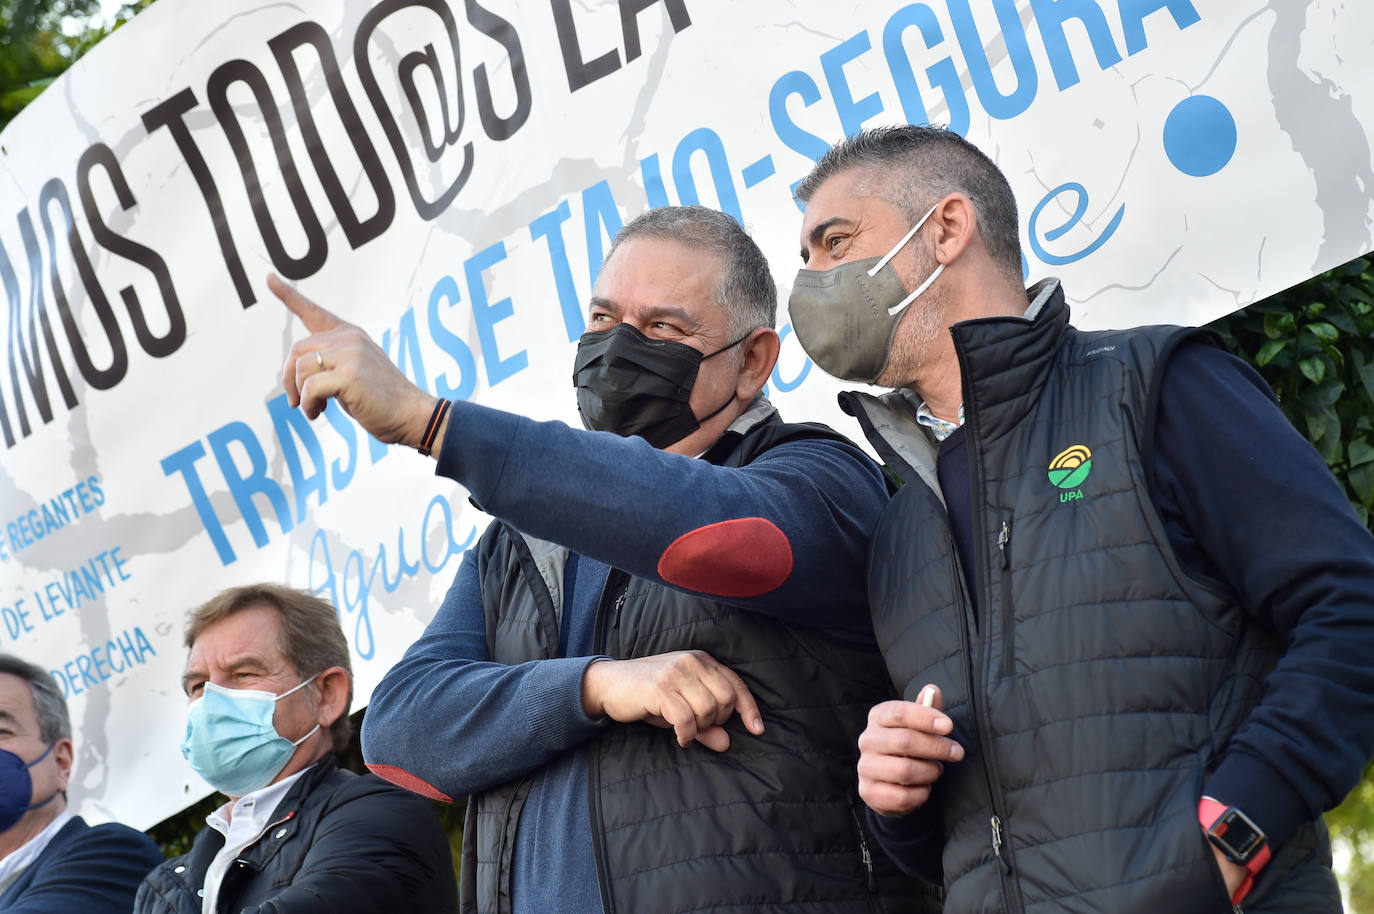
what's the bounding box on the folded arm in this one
[361,550,606,799]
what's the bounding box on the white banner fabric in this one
[0,0,1370,830]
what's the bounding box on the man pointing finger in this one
[271,206,940,914]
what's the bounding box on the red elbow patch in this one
[367,764,454,803]
[657,517,793,597]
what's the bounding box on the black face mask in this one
[572,322,747,449]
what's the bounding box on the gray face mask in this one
[788,202,943,384]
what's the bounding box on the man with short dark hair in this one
[788,124,1374,912]
[134,584,456,914]
[0,653,162,912]
[269,206,938,913]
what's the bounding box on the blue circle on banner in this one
[1163,95,1237,177]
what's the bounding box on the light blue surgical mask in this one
[181,674,320,797]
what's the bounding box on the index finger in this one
[870,698,953,734]
[267,273,344,334]
[720,666,763,735]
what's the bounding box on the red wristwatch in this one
[1199,796,1271,906]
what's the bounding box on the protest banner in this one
[0,0,1370,829]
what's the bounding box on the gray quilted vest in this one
[842,281,1339,913]
[459,413,943,914]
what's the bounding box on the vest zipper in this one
[954,334,1025,914]
[998,518,1015,679]
[990,814,1010,874]
[609,591,626,636]
[951,535,1017,895]
[587,570,630,914]
[495,777,531,914]
[849,804,877,892]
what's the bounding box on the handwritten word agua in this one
[306,494,475,660]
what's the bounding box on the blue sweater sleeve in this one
[360,547,605,799]
[1151,340,1374,850]
[866,804,944,884]
[433,399,888,634]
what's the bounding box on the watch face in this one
[1209,808,1265,862]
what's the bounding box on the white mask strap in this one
[275,672,320,702]
[290,723,322,748]
[888,263,945,317]
[869,201,941,277]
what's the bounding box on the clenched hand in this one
[582,650,764,753]
[858,685,964,817]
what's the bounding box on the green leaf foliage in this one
[1209,254,1374,906]
[1255,339,1285,367]
[1209,255,1374,529]
[0,0,154,129]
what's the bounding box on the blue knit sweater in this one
[361,399,889,912]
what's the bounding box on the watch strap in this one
[1199,797,1272,905]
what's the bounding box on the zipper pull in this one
[991,815,1011,874]
[610,591,627,632]
[997,520,1011,570]
[850,807,877,892]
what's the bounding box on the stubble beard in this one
[874,285,949,391]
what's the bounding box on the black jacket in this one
[134,756,456,914]
[463,414,940,914]
[844,280,1341,912]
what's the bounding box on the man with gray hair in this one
[787,124,1374,912]
[268,206,939,913]
[0,653,162,911]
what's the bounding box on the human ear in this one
[313,667,351,729]
[931,193,977,265]
[53,739,73,792]
[735,328,781,400]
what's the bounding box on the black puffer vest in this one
[841,281,1339,913]
[459,412,943,914]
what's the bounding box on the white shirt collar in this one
[0,811,72,897]
[915,401,965,442]
[202,768,309,914]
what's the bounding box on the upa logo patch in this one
[1048,445,1092,503]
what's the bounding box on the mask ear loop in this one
[866,201,943,318]
[22,743,54,770]
[888,264,944,317]
[18,743,62,815]
[278,673,324,748]
[868,201,941,277]
[701,329,755,361]
[274,672,320,702]
[290,724,322,748]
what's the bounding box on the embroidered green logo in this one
[1048,445,1092,503]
